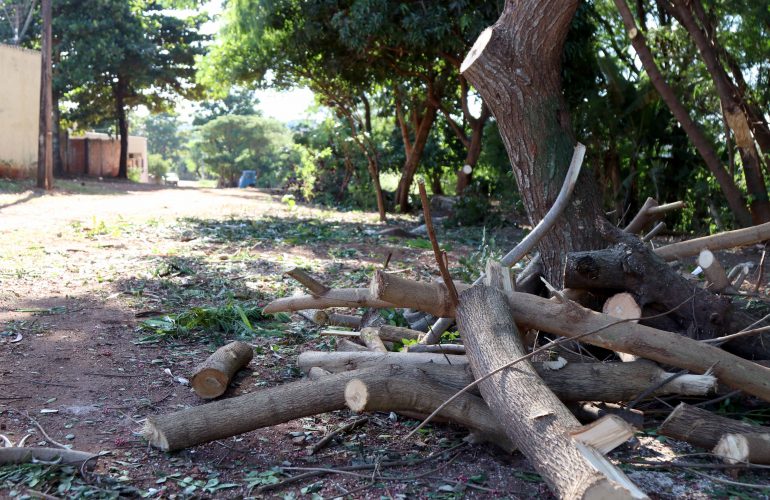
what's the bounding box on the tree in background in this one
[195,114,294,188]
[0,0,36,44]
[53,0,206,178]
[192,87,260,127]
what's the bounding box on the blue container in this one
[238,170,257,188]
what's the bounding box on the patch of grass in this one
[0,179,32,193]
[137,303,290,344]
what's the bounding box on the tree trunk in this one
[667,0,770,224]
[36,0,53,191]
[455,104,488,194]
[395,102,438,212]
[114,77,129,179]
[612,0,752,227]
[460,0,613,285]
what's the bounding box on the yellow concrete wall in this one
[0,44,41,178]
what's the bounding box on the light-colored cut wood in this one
[190,341,253,399]
[713,433,770,464]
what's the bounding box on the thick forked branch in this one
[457,285,646,499]
[368,272,770,401]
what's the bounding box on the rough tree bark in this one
[114,75,129,180]
[460,0,613,285]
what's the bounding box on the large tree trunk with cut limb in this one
[457,285,646,499]
[460,0,613,285]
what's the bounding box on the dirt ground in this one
[0,179,767,499]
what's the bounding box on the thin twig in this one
[405,293,696,440]
[702,325,770,345]
[309,417,368,455]
[25,413,68,449]
[694,389,742,408]
[418,180,458,307]
[686,467,770,489]
[629,459,770,470]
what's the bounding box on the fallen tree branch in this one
[0,447,97,467]
[655,221,770,261]
[190,341,253,399]
[262,288,394,314]
[298,351,715,402]
[454,284,645,498]
[418,180,458,307]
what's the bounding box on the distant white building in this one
[0,44,41,179]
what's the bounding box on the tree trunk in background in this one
[36,0,53,190]
[668,0,770,224]
[52,90,64,176]
[461,0,612,285]
[455,103,489,195]
[613,0,752,227]
[395,99,438,212]
[115,77,129,179]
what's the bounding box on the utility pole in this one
[37,0,53,190]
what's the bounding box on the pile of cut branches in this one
[142,155,770,497]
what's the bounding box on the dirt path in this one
[0,180,758,499]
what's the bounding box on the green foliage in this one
[452,228,500,283]
[138,303,290,343]
[0,463,140,498]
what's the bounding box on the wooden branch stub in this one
[698,249,735,293]
[359,327,388,353]
[284,267,329,296]
[602,293,641,362]
[190,341,253,399]
[484,259,515,297]
[713,433,770,464]
[624,197,658,234]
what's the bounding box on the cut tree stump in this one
[190,341,253,399]
[457,285,646,498]
[658,402,770,449]
[297,354,715,402]
[563,238,770,359]
[698,249,735,293]
[713,433,770,464]
[369,272,770,402]
[344,369,514,452]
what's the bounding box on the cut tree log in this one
[602,293,641,362]
[190,341,253,399]
[698,249,736,293]
[655,221,770,261]
[456,285,646,498]
[378,325,423,343]
[563,237,770,359]
[369,271,770,401]
[326,313,362,329]
[658,402,770,449]
[713,433,770,464]
[298,351,716,402]
[148,365,474,451]
[262,288,394,314]
[370,272,459,318]
[344,370,514,452]
[336,338,368,352]
[359,327,388,353]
